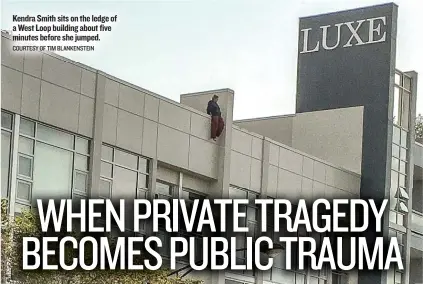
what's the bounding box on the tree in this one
[416,114,423,143]
[1,199,203,284]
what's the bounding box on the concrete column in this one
[255,138,269,284]
[144,158,158,237]
[88,72,106,198]
[180,88,235,284]
[180,89,234,199]
[8,114,20,216]
[404,71,418,284]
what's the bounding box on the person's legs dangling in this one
[216,117,225,137]
[211,116,219,139]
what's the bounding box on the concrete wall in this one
[264,138,361,201]
[292,106,364,174]
[413,181,423,213]
[235,107,364,175]
[234,115,294,146]
[1,32,362,203]
[410,253,423,284]
[1,35,220,183]
[1,38,96,138]
[229,125,361,201]
[414,143,423,168]
[2,32,363,284]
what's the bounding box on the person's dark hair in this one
[212,95,219,100]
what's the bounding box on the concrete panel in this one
[1,38,24,71]
[144,95,159,121]
[142,119,158,159]
[312,181,326,200]
[182,174,210,196]
[180,92,211,115]
[343,173,361,196]
[159,101,191,133]
[303,156,314,179]
[157,124,189,168]
[42,55,81,93]
[301,177,313,203]
[277,169,302,201]
[190,113,210,140]
[333,169,350,191]
[21,74,40,120]
[157,166,179,185]
[39,81,79,132]
[232,129,253,156]
[325,186,352,199]
[230,151,251,189]
[104,78,119,106]
[24,52,42,78]
[325,166,337,187]
[251,137,263,160]
[267,165,278,198]
[409,256,423,284]
[234,115,294,146]
[81,69,96,98]
[1,66,22,113]
[102,104,118,144]
[78,95,94,137]
[279,147,303,175]
[189,136,218,178]
[250,158,262,192]
[325,185,337,200]
[116,110,143,154]
[313,161,326,184]
[350,175,361,196]
[292,107,364,174]
[119,84,145,116]
[268,143,279,166]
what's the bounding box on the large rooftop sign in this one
[295,4,398,284]
[299,16,387,53]
[296,3,397,112]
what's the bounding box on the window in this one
[332,271,348,284]
[229,186,259,276]
[263,200,330,284]
[389,230,405,284]
[403,75,411,91]
[1,111,13,198]
[390,80,411,227]
[225,280,247,284]
[393,72,413,130]
[393,87,400,125]
[401,92,410,130]
[100,145,150,231]
[156,181,174,200]
[179,188,207,262]
[155,180,176,259]
[14,118,91,214]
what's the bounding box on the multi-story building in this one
[1,2,422,284]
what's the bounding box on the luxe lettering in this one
[300,16,387,53]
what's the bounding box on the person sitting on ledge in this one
[206,95,225,141]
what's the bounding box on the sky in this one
[2,0,422,120]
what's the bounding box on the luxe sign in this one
[300,16,387,53]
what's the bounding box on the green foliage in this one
[416,114,423,142]
[1,199,203,284]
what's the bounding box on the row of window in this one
[1,111,350,284]
[156,181,206,262]
[387,229,406,284]
[393,72,412,130]
[390,72,413,236]
[1,111,151,217]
